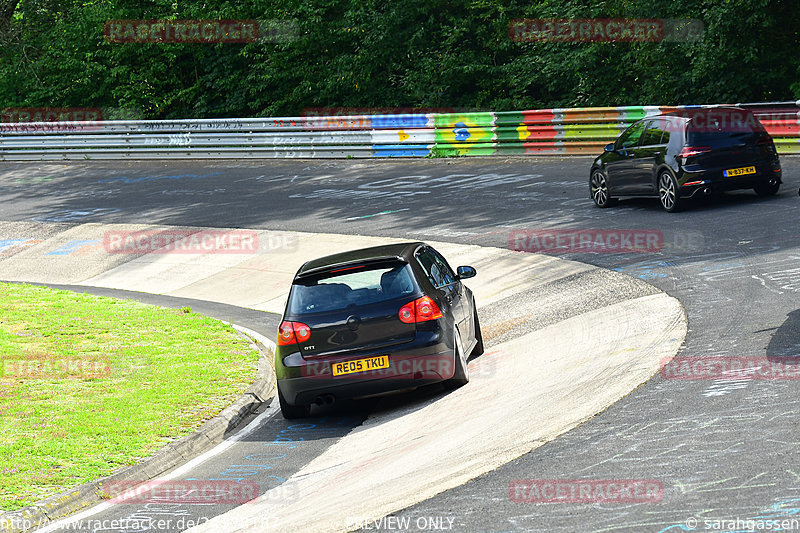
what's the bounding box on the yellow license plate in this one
[331,355,389,376]
[724,166,756,177]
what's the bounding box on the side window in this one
[415,248,455,289]
[641,120,666,146]
[428,248,457,286]
[617,120,646,149]
[661,121,672,145]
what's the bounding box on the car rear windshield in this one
[288,262,417,315]
[685,111,765,144]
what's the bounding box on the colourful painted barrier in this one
[1,102,798,160]
[428,103,800,157]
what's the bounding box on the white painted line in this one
[345,208,410,221]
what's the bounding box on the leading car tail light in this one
[398,296,443,324]
[277,321,311,346]
[678,146,712,159]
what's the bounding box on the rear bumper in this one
[678,165,782,198]
[276,337,455,405]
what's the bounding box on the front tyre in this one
[590,169,616,208]
[278,383,311,419]
[658,171,683,213]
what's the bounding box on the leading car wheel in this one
[278,383,311,419]
[445,329,469,389]
[590,169,616,208]
[658,171,683,213]
[754,180,780,196]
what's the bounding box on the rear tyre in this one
[590,169,616,208]
[754,180,780,196]
[278,383,311,419]
[445,330,469,389]
[470,310,484,358]
[658,171,683,213]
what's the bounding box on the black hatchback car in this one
[590,107,782,212]
[274,242,483,419]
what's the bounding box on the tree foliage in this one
[0,0,798,118]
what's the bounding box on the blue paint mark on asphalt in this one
[613,260,670,280]
[0,239,29,252]
[46,239,101,255]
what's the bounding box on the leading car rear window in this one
[686,111,765,144]
[288,262,417,315]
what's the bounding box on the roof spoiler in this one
[295,255,407,279]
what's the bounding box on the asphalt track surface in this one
[2,157,800,532]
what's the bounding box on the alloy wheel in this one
[659,173,676,211]
[590,170,610,207]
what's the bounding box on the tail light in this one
[277,321,311,346]
[756,136,778,155]
[398,296,443,324]
[398,302,415,323]
[678,146,712,159]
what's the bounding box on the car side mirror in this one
[456,266,476,280]
[604,142,616,152]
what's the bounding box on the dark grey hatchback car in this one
[590,107,782,212]
[274,242,483,419]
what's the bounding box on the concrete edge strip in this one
[0,320,277,533]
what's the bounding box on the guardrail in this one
[1,102,798,160]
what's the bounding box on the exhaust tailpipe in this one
[313,394,335,406]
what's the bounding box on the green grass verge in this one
[0,283,260,512]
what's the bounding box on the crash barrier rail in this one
[1,101,798,160]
